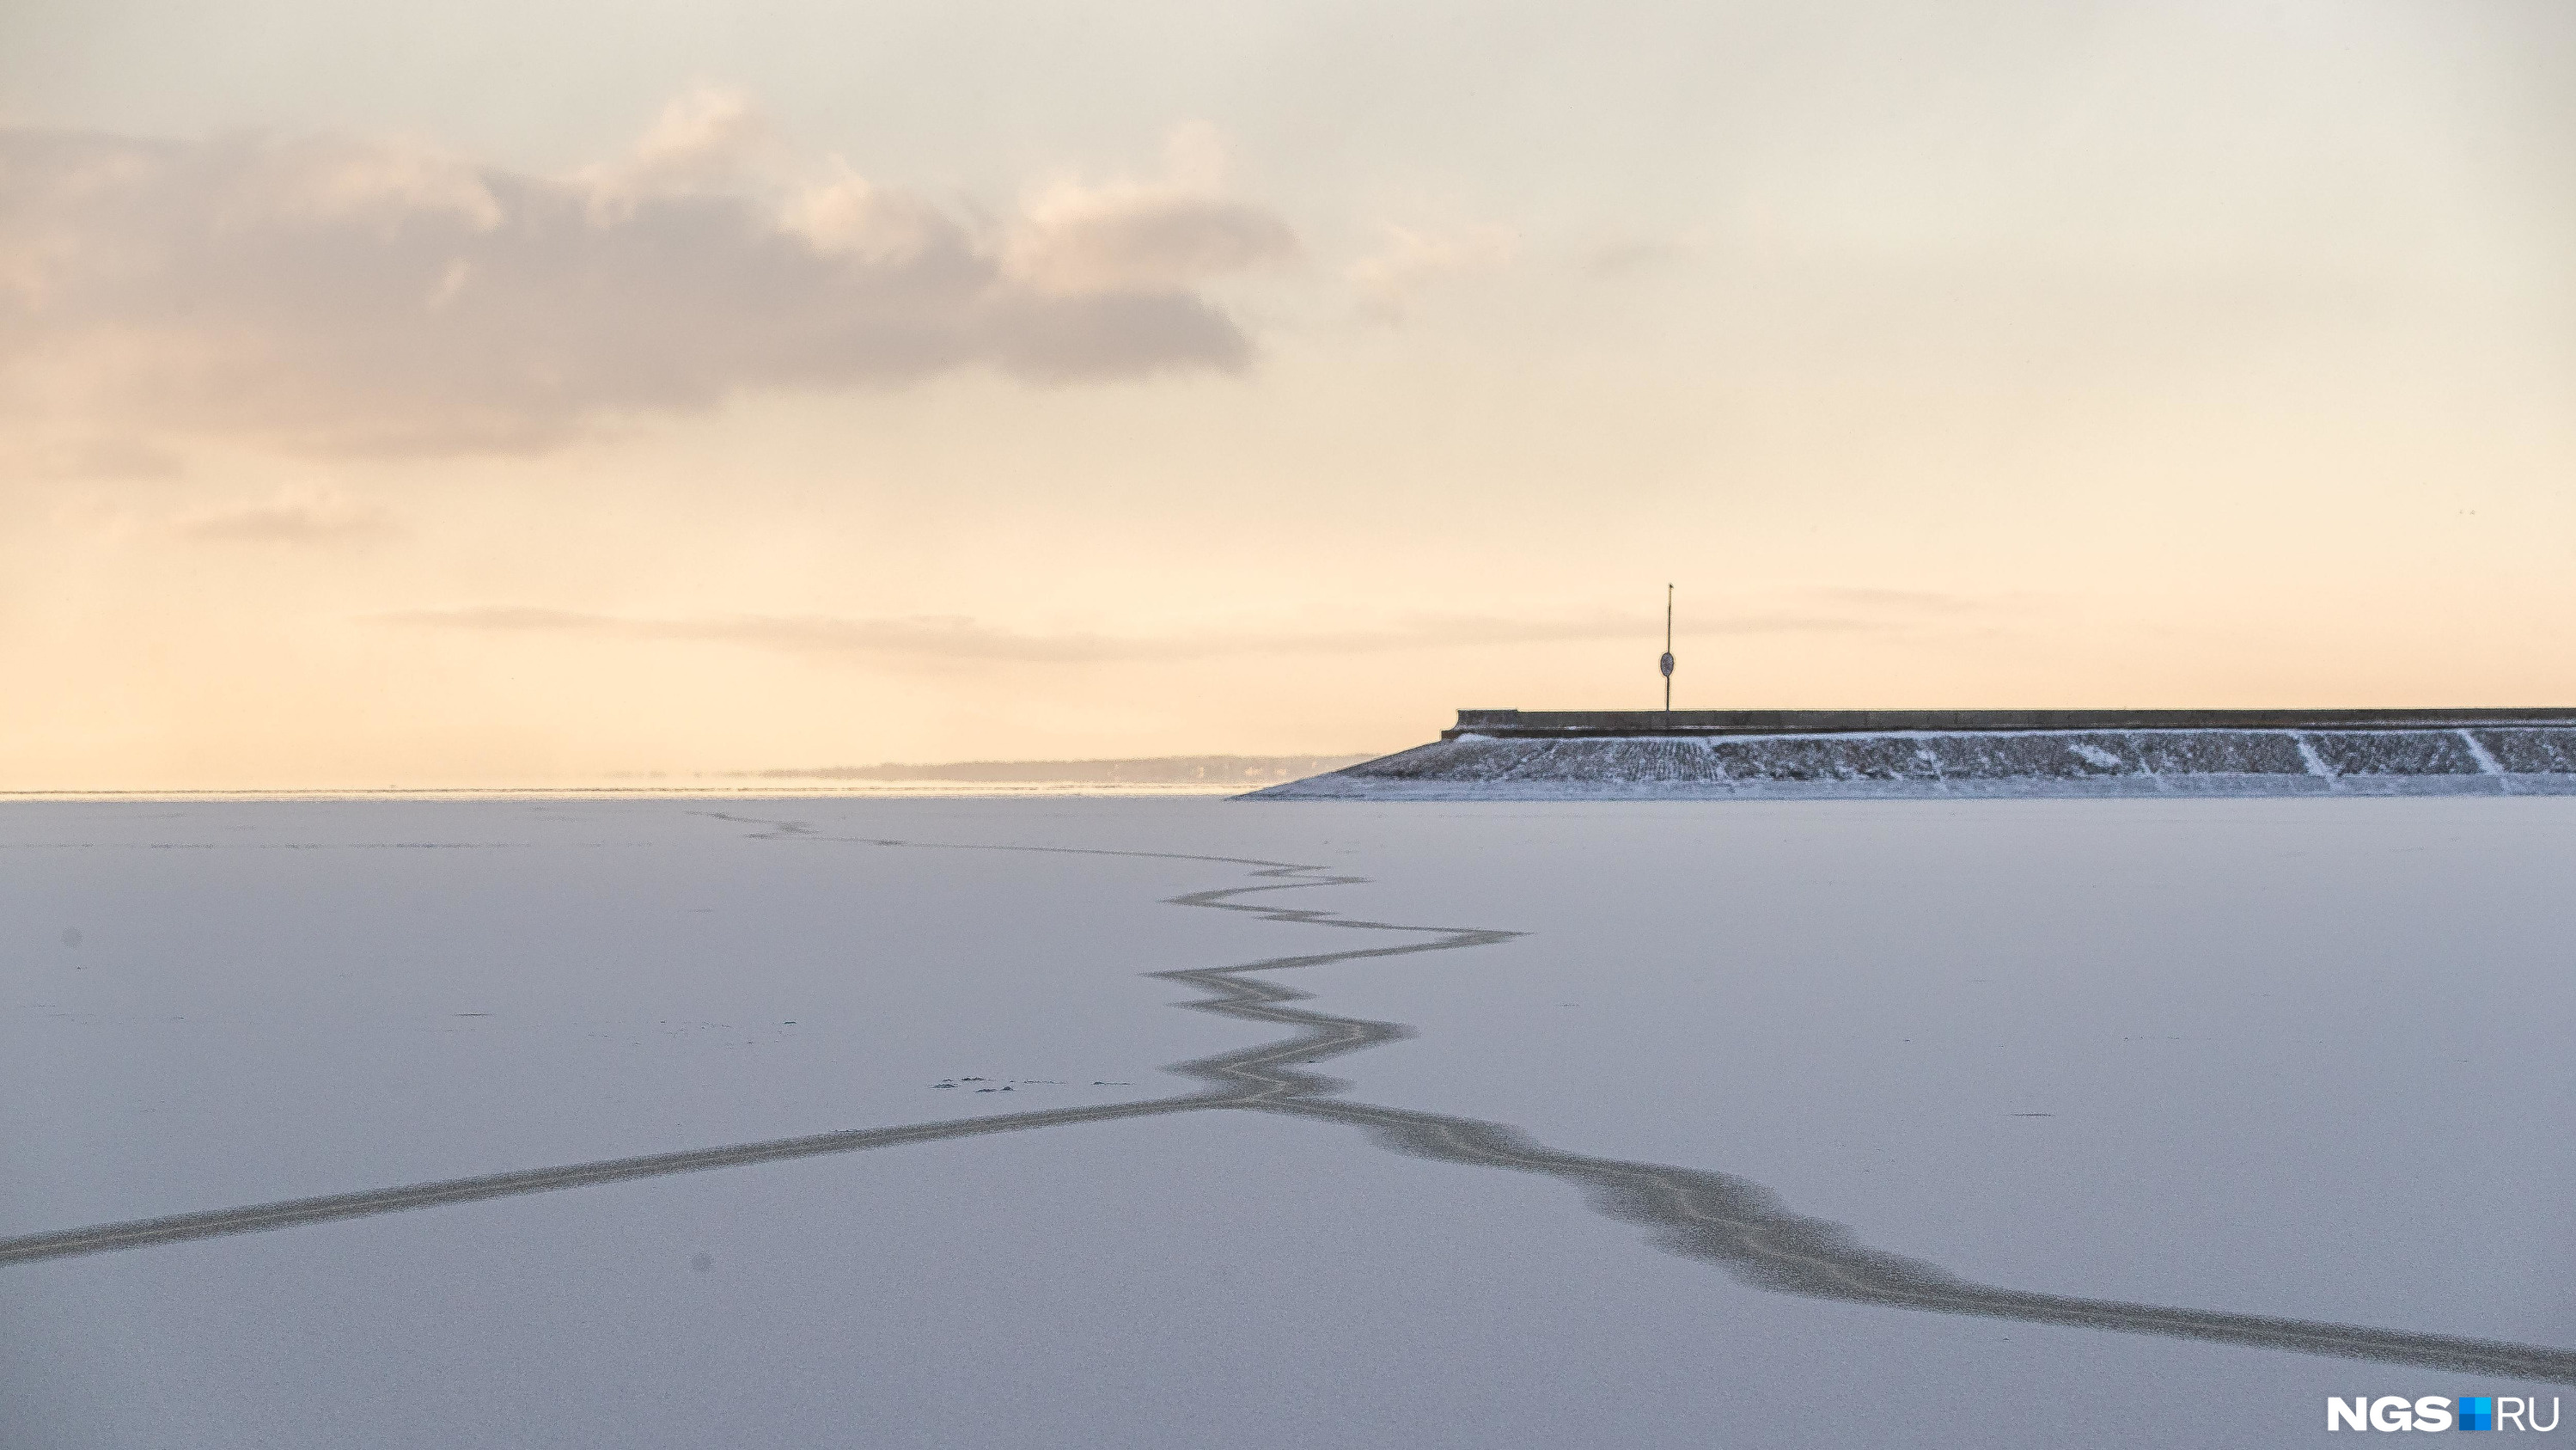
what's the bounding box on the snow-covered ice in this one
[5,796,2572,1447]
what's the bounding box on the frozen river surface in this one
[5,797,2572,1447]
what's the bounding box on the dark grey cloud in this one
[15,436,186,480]
[175,496,399,544]
[0,107,1294,456]
[374,595,1977,666]
[1579,236,1701,278]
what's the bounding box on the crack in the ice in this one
[4,810,2569,1384]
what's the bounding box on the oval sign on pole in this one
[1662,584,1676,712]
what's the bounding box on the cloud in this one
[1348,223,1516,321]
[0,97,1296,456]
[1804,586,1987,614]
[11,435,185,480]
[1581,236,1701,278]
[375,595,1962,666]
[1003,123,1300,294]
[578,85,783,213]
[175,493,399,544]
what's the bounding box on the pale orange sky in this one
[3,1,2571,789]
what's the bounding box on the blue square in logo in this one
[2459,1397,2495,1432]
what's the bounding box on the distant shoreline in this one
[0,755,1383,800]
[723,754,1377,786]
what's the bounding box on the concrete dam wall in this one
[1251,710,2576,800]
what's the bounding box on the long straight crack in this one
[5,811,2570,1385]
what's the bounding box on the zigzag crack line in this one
[0,823,1440,1268]
[4,812,2569,1386]
[1259,1100,2574,1381]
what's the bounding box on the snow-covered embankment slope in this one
[1250,724,2576,800]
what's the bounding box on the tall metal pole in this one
[1659,584,1675,717]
